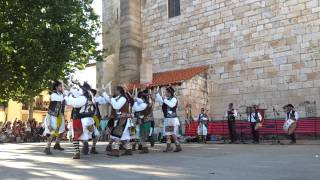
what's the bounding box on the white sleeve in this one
[136,98,144,104]
[258,112,262,121]
[133,102,147,112]
[95,96,109,105]
[70,87,82,98]
[234,110,238,117]
[163,97,177,108]
[295,112,299,121]
[102,92,111,103]
[110,96,126,110]
[51,93,63,102]
[65,95,87,108]
[155,93,164,104]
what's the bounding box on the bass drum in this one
[283,119,297,135]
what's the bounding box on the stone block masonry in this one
[101,0,320,120]
[142,0,320,119]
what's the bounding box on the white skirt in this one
[197,124,208,136]
[43,114,65,135]
[111,118,132,141]
[163,117,180,136]
[71,117,100,141]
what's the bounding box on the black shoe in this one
[140,147,149,154]
[44,147,52,155]
[106,144,112,152]
[174,144,182,152]
[122,149,133,156]
[72,152,80,159]
[289,141,296,145]
[53,143,64,151]
[90,147,99,154]
[132,143,136,151]
[119,143,126,150]
[149,136,155,147]
[163,144,173,152]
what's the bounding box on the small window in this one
[168,0,180,18]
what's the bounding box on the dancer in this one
[43,80,66,155]
[156,86,182,152]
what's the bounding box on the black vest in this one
[162,97,178,118]
[48,94,65,117]
[227,109,235,120]
[249,112,259,122]
[71,93,96,119]
[287,110,296,120]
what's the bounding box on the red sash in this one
[72,119,83,140]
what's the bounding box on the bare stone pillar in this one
[119,0,142,83]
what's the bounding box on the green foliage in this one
[0,0,102,103]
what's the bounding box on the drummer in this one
[285,104,299,144]
[247,105,262,144]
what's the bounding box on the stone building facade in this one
[98,0,320,121]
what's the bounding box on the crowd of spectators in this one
[0,119,45,143]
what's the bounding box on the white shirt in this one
[286,110,299,121]
[95,96,109,105]
[247,112,262,123]
[133,98,147,112]
[102,92,127,110]
[65,95,87,108]
[225,109,238,118]
[155,93,177,108]
[51,92,64,102]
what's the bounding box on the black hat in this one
[287,104,294,108]
[82,82,92,91]
[116,86,125,95]
[166,86,175,96]
[90,89,97,96]
[142,89,149,94]
[52,80,62,91]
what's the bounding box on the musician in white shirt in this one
[225,103,238,143]
[285,104,299,144]
[247,106,262,144]
[197,108,209,143]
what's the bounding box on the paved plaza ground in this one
[0,141,319,180]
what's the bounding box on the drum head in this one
[255,123,262,130]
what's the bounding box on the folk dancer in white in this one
[65,82,100,159]
[43,81,66,155]
[102,86,133,157]
[156,87,182,152]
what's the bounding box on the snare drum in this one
[255,122,263,130]
[283,119,297,135]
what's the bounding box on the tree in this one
[0,0,102,120]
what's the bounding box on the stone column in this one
[119,0,142,83]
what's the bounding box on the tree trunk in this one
[28,98,34,121]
